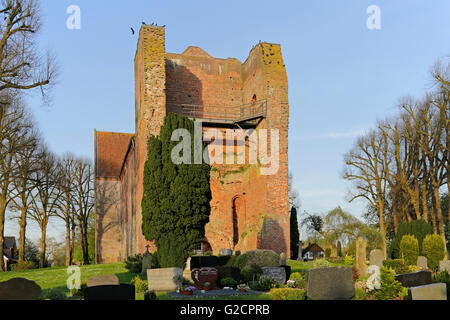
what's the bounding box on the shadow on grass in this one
[39,285,71,300]
[115,272,140,284]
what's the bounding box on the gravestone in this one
[147,268,183,292]
[0,278,42,300]
[369,249,383,268]
[307,267,354,300]
[141,246,152,276]
[417,256,427,269]
[84,284,135,300]
[86,274,119,287]
[297,241,303,261]
[355,237,367,277]
[281,265,291,281]
[279,252,287,266]
[219,249,233,256]
[439,260,450,273]
[408,283,447,300]
[191,267,218,290]
[183,257,192,281]
[395,271,432,288]
[262,267,286,285]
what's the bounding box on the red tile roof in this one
[95,131,134,178]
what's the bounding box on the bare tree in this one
[289,172,300,209]
[55,153,78,266]
[72,159,94,265]
[9,121,39,262]
[343,130,390,258]
[28,147,61,268]
[0,91,33,271]
[0,0,57,100]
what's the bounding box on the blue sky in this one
[6,0,450,242]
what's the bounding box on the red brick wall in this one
[95,26,290,263]
[134,26,167,254]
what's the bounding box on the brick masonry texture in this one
[94,25,290,263]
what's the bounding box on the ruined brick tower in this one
[94,25,289,263]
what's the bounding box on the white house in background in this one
[301,243,324,261]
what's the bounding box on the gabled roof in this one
[95,131,134,178]
[302,243,324,255]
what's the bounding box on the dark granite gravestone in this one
[191,267,218,290]
[190,256,219,269]
[0,278,42,300]
[395,271,432,288]
[216,266,241,283]
[281,265,291,282]
[84,284,135,300]
[307,267,354,300]
[141,249,152,276]
[262,267,286,285]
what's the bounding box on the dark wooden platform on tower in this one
[166,99,267,126]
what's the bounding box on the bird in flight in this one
[131,27,135,35]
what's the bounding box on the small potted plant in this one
[237,284,248,293]
[180,286,196,296]
[286,280,296,288]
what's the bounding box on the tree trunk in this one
[65,222,71,266]
[378,200,387,259]
[39,224,47,268]
[82,223,89,265]
[421,183,429,222]
[0,198,6,272]
[18,207,27,262]
[433,187,448,259]
[71,219,75,262]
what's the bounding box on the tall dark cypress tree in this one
[290,206,300,259]
[141,113,211,268]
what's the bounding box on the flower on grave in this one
[286,280,296,288]
[237,284,249,290]
[182,286,197,292]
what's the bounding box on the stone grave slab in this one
[219,249,233,256]
[262,267,286,285]
[369,249,383,267]
[86,274,119,287]
[439,260,450,273]
[307,267,354,300]
[408,283,447,300]
[417,256,427,269]
[147,267,183,292]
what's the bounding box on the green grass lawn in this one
[0,262,136,299]
[0,259,342,300]
[0,262,271,300]
[287,259,349,274]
